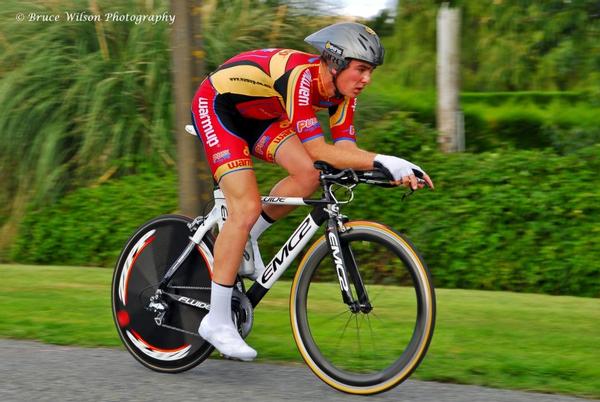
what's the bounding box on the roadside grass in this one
[0,264,598,398]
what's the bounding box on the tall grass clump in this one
[0,0,339,255]
[0,0,174,252]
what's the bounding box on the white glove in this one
[373,154,424,181]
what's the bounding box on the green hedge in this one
[335,115,600,297]
[460,91,588,106]
[360,89,600,154]
[9,115,600,297]
[10,172,178,267]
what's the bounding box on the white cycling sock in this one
[206,282,234,328]
[249,212,274,275]
[250,212,274,240]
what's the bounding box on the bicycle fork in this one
[325,219,372,314]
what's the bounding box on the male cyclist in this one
[190,22,434,361]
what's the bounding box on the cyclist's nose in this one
[361,71,372,85]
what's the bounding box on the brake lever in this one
[402,187,414,201]
[401,178,428,201]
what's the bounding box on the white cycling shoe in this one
[198,318,257,361]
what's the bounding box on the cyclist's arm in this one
[302,137,375,170]
[305,136,434,189]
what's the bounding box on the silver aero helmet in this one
[304,22,385,72]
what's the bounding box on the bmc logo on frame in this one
[261,217,312,283]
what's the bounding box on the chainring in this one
[231,287,254,338]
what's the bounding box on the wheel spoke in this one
[294,226,435,393]
[365,313,377,358]
[334,312,355,352]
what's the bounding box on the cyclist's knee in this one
[293,166,320,194]
[227,199,262,233]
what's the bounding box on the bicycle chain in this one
[159,322,202,338]
[159,287,208,338]
[166,285,211,291]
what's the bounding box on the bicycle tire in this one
[111,214,215,373]
[290,221,436,395]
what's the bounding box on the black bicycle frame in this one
[154,179,370,315]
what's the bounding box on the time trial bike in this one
[111,158,436,395]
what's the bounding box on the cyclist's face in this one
[335,60,375,97]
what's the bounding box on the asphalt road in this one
[0,340,591,402]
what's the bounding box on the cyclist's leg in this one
[252,121,320,220]
[199,170,260,361]
[212,170,261,285]
[267,134,320,219]
[246,121,320,279]
[191,82,259,360]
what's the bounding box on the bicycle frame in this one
[156,186,366,311]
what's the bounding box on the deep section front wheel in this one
[111,215,214,373]
[290,221,436,395]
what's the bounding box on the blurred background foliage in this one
[389,0,600,90]
[0,0,598,296]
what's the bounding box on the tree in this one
[170,0,212,216]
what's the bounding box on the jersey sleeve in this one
[284,67,324,143]
[329,97,357,143]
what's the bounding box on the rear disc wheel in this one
[111,215,215,373]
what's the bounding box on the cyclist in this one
[190,22,434,361]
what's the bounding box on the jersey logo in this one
[297,117,319,133]
[212,149,231,163]
[197,97,219,147]
[254,135,270,155]
[298,70,312,106]
[226,159,252,170]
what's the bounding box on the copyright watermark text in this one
[16,11,176,25]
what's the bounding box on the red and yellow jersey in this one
[208,48,357,143]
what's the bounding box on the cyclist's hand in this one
[374,154,435,190]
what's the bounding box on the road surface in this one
[0,340,590,402]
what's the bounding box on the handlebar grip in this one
[314,160,336,174]
[355,169,395,188]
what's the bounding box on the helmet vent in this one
[357,39,368,51]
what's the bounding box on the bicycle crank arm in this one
[163,292,211,312]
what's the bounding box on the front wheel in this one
[290,221,436,395]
